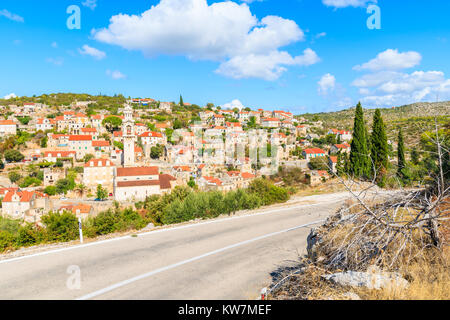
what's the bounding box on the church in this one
[113,105,176,202]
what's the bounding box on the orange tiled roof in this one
[69,135,92,141]
[116,166,159,177]
[304,148,326,154]
[92,140,110,147]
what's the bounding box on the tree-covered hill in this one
[299,101,450,147]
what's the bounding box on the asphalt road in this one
[0,193,349,300]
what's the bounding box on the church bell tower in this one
[122,104,135,167]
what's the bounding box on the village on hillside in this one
[0,96,355,224]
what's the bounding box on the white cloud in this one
[79,45,106,60]
[354,49,422,71]
[315,32,327,39]
[3,93,17,99]
[0,9,24,22]
[222,99,245,111]
[322,0,376,8]
[92,0,318,80]
[46,57,64,66]
[82,0,97,10]
[354,70,450,107]
[51,42,58,48]
[318,73,336,95]
[216,48,319,80]
[106,69,126,80]
[352,48,450,107]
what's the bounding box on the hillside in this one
[299,101,450,147]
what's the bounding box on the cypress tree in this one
[370,109,389,177]
[397,127,406,176]
[410,147,420,165]
[179,95,184,107]
[350,102,370,179]
[336,152,345,176]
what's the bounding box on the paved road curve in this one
[0,193,349,300]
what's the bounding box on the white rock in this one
[322,270,408,290]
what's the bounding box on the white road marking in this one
[76,219,325,300]
[0,197,346,265]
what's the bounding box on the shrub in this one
[4,150,24,163]
[247,178,290,206]
[0,216,21,234]
[15,224,40,247]
[8,171,21,184]
[41,211,78,242]
[0,231,15,252]
[92,210,119,235]
[118,208,146,231]
[19,176,42,188]
[44,186,58,196]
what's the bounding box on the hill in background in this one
[299,101,450,147]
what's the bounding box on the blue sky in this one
[1,0,449,114]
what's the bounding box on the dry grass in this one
[270,195,449,300]
[357,247,449,300]
[294,180,348,197]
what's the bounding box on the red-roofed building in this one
[44,151,76,162]
[0,120,17,135]
[140,131,165,146]
[328,129,352,141]
[329,156,338,173]
[81,127,98,139]
[1,190,49,222]
[114,166,176,201]
[262,118,281,128]
[330,143,351,155]
[92,140,112,154]
[155,123,170,129]
[303,148,327,161]
[213,114,225,126]
[36,118,55,131]
[68,135,93,159]
[58,204,93,219]
[83,158,115,194]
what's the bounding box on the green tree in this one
[173,118,183,130]
[44,186,57,196]
[411,147,420,165]
[41,211,78,242]
[325,134,337,145]
[187,178,196,189]
[96,184,108,201]
[397,127,409,181]
[336,152,347,176]
[349,102,370,179]
[179,95,184,107]
[83,154,95,163]
[150,144,164,159]
[56,178,75,195]
[102,116,123,133]
[370,109,389,180]
[8,171,21,184]
[40,136,48,148]
[309,156,330,171]
[4,150,25,163]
